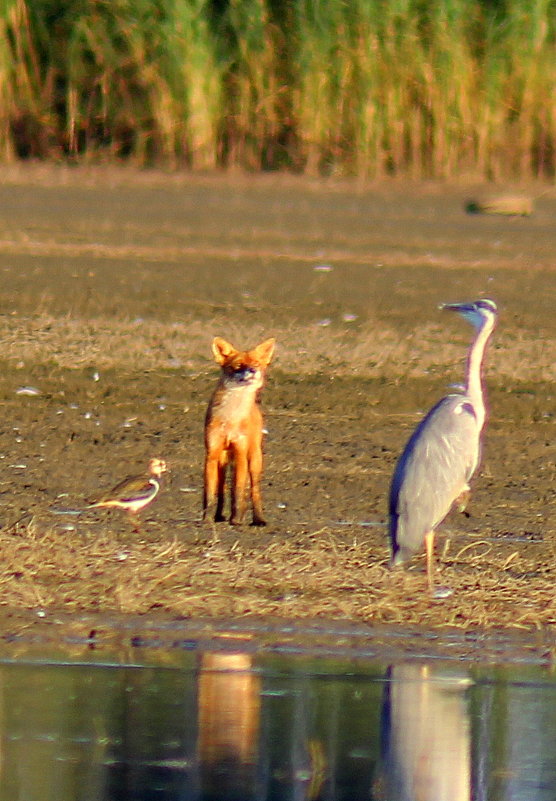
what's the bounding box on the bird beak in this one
[440,302,476,314]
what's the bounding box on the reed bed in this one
[0,0,554,178]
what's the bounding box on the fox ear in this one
[253,337,275,367]
[212,337,236,364]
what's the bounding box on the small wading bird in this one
[87,457,167,532]
[389,299,497,591]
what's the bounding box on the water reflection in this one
[376,664,472,801]
[198,651,261,799]
[472,672,556,801]
[0,644,555,800]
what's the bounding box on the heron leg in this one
[455,485,471,514]
[425,530,435,590]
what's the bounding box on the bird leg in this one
[425,530,435,591]
[127,511,141,534]
[455,485,471,514]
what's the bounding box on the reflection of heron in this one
[376,664,473,801]
[389,300,498,589]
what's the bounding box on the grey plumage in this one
[390,395,478,564]
[388,299,497,588]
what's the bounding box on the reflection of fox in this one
[203,337,275,525]
[198,650,261,797]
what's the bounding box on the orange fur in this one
[203,337,275,525]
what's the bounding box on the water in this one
[2,641,556,801]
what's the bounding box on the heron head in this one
[440,298,497,330]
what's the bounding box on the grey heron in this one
[389,299,498,589]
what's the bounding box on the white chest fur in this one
[212,385,257,439]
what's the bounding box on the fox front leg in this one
[230,445,249,525]
[203,453,227,522]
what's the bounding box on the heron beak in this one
[440,301,488,331]
[440,302,476,314]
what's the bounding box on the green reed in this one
[0,0,554,178]
[64,0,224,166]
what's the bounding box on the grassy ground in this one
[0,166,554,658]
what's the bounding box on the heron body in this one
[389,299,497,588]
[390,394,479,565]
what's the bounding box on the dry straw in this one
[0,516,554,633]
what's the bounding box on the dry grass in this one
[1,515,554,638]
[0,314,555,384]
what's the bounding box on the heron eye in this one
[477,298,497,313]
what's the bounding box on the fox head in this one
[212,337,275,390]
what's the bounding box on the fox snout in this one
[228,365,259,384]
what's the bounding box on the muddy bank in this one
[0,166,554,652]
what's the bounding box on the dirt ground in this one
[0,165,554,660]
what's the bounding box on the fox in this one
[203,336,276,526]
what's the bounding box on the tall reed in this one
[0,0,554,178]
[65,0,223,167]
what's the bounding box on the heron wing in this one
[390,394,480,555]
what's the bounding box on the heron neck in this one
[465,320,493,431]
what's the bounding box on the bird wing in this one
[390,394,480,550]
[90,474,156,506]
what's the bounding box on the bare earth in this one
[0,165,554,662]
